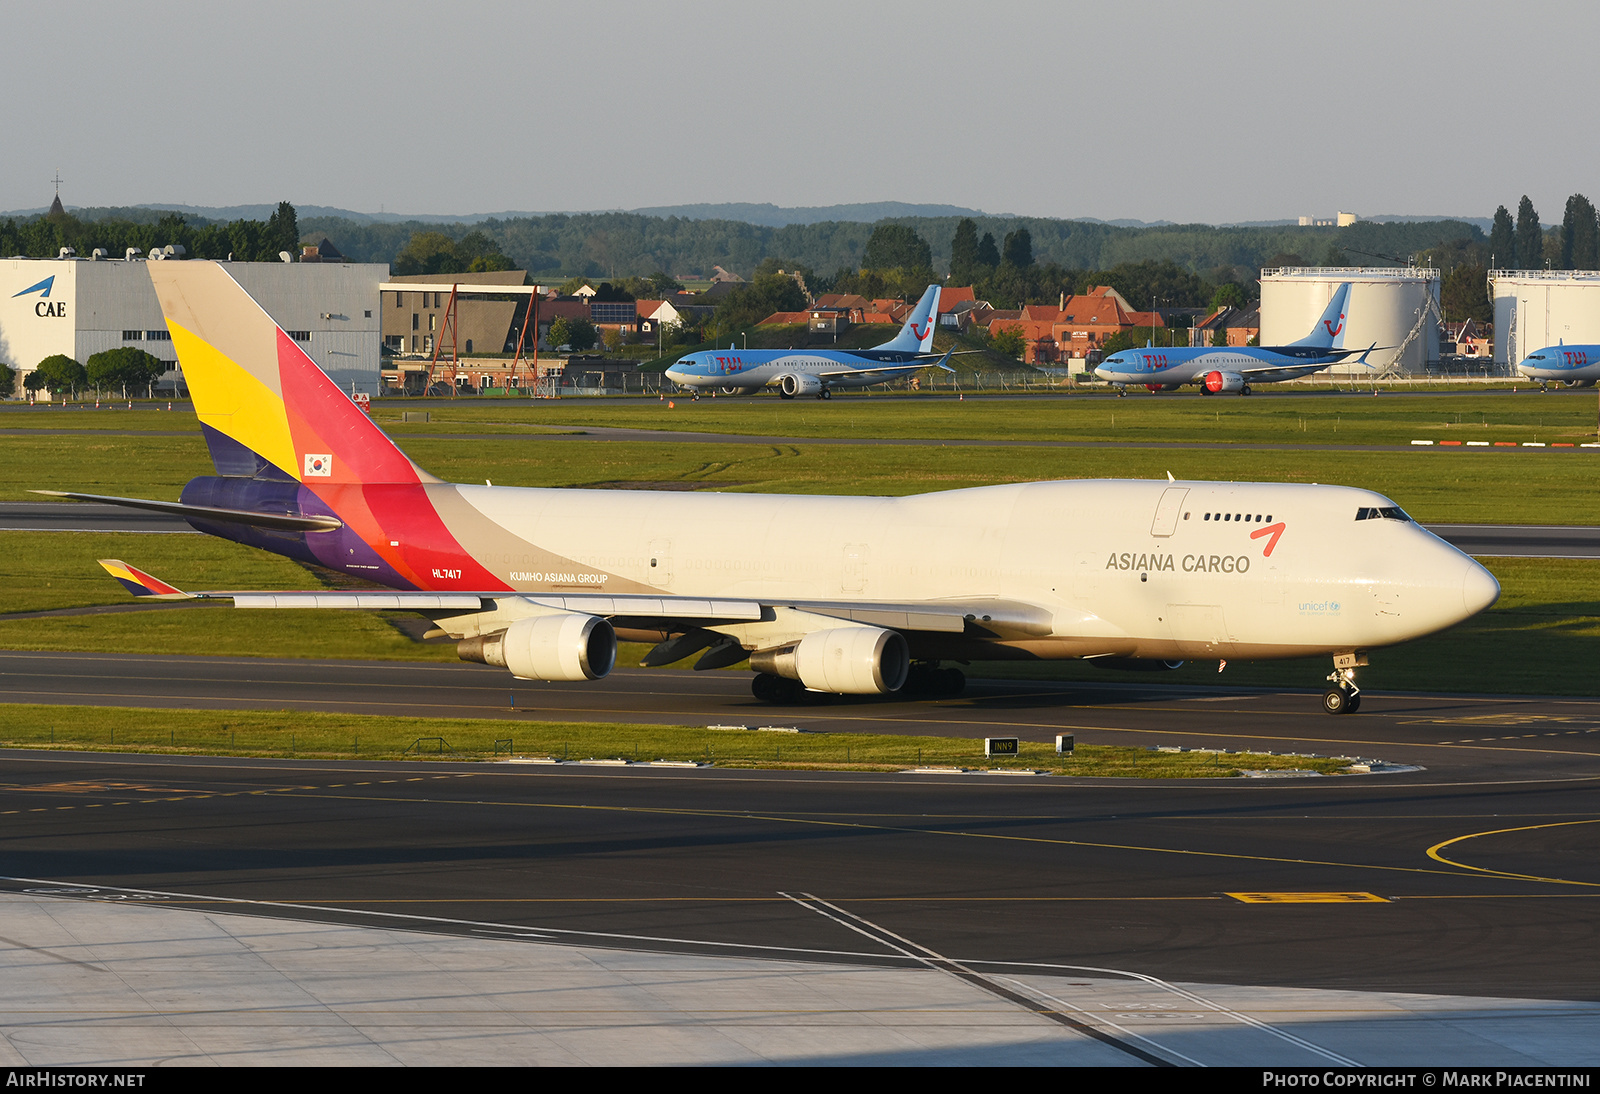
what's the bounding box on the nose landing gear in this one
[1322,653,1366,714]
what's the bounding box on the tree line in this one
[19,347,167,398]
[0,202,302,263]
[1487,194,1599,271]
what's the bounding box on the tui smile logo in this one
[12,275,54,299]
[1323,312,1345,337]
[910,321,930,341]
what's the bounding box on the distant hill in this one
[0,201,1501,237]
[624,202,998,226]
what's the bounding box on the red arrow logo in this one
[1250,522,1286,556]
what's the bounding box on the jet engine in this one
[1203,370,1247,395]
[1143,383,1182,392]
[1567,378,1597,388]
[457,612,616,681]
[777,372,823,399]
[749,625,909,694]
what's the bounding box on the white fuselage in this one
[1094,348,1338,387]
[442,478,1497,662]
[664,349,921,393]
[1517,344,1600,385]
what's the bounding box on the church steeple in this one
[46,169,66,220]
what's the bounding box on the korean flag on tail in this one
[304,453,333,478]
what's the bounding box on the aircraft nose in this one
[1462,560,1500,617]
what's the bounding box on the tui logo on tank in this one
[11,275,66,318]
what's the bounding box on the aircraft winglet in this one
[97,560,193,600]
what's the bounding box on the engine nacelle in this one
[777,372,822,398]
[749,626,909,694]
[1203,370,1245,394]
[1567,378,1597,388]
[1143,383,1181,392]
[457,612,616,681]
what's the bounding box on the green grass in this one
[0,532,456,660]
[6,428,1594,524]
[368,389,1600,446]
[0,704,1350,777]
[11,389,1600,448]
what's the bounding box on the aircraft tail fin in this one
[1290,282,1352,349]
[147,261,427,486]
[875,284,941,353]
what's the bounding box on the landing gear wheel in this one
[902,663,967,698]
[1324,657,1364,715]
[819,389,831,400]
[752,672,807,705]
[1240,385,1252,396]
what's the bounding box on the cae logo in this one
[12,275,65,318]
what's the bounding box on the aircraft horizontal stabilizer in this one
[37,490,344,533]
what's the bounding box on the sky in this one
[4,0,1596,225]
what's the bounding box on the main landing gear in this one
[1322,653,1366,715]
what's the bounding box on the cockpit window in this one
[1355,506,1411,522]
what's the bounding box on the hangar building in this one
[0,257,387,395]
[1489,270,1600,369]
[1260,267,1441,375]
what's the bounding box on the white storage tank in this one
[1489,270,1600,368]
[1260,267,1441,375]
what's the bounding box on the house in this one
[985,292,1152,365]
[1191,305,1260,348]
[1443,319,1492,357]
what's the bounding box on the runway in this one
[3,654,1599,1063]
[1,724,1598,999]
[6,649,1600,775]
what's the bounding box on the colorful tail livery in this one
[67,261,1499,714]
[1290,282,1352,349]
[875,284,942,354]
[147,261,506,593]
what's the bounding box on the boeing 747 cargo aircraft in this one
[53,263,1498,715]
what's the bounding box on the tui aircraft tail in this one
[1289,282,1352,349]
[148,261,427,485]
[873,284,941,354]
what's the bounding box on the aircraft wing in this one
[97,561,1052,639]
[815,349,956,378]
